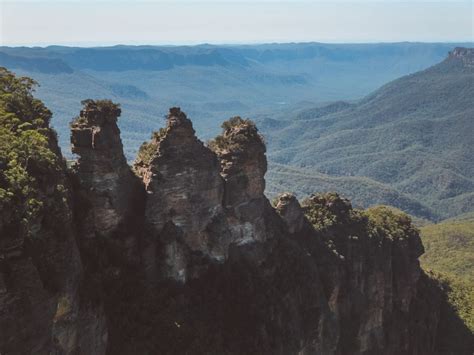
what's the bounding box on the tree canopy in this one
[0,67,63,237]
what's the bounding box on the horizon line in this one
[2,40,474,49]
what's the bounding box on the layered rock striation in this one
[70,100,143,267]
[211,116,271,244]
[134,108,225,282]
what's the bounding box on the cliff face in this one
[448,47,474,67]
[70,100,143,268]
[0,79,106,353]
[1,95,472,354]
[214,117,271,244]
[0,153,107,354]
[134,108,225,282]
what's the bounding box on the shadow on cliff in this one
[426,274,474,355]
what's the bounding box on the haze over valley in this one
[1,1,473,351]
[1,42,472,221]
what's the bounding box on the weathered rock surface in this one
[211,116,271,245]
[0,120,107,354]
[448,47,474,67]
[70,100,143,267]
[275,192,306,234]
[2,102,473,355]
[134,107,225,282]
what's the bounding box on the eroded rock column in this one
[71,100,143,266]
[210,117,271,244]
[135,108,225,282]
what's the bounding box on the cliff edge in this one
[0,74,472,354]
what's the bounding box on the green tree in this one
[0,67,62,237]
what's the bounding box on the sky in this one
[0,0,472,46]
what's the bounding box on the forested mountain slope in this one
[0,42,466,156]
[420,217,474,333]
[263,48,474,220]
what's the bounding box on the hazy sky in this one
[1,0,472,46]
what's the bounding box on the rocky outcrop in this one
[2,97,472,354]
[134,107,225,282]
[275,192,306,234]
[448,47,474,67]
[70,99,143,267]
[134,110,274,283]
[210,117,271,245]
[0,108,106,353]
[275,193,443,354]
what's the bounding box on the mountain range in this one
[0,43,472,221]
[0,42,468,156]
[262,47,474,220]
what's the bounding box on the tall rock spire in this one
[210,116,270,243]
[135,107,225,282]
[70,99,142,265]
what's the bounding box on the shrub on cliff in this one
[208,116,261,152]
[301,192,360,231]
[365,205,418,241]
[220,116,253,131]
[0,67,63,237]
[302,193,421,248]
[134,127,167,168]
[71,99,121,126]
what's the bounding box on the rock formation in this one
[1,97,473,354]
[0,100,107,353]
[134,108,225,282]
[275,192,306,234]
[70,99,143,267]
[448,47,474,67]
[214,117,271,241]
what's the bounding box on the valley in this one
[1,42,472,221]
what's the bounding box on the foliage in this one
[220,116,253,131]
[72,99,121,126]
[301,193,419,243]
[0,67,62,236]
[134,127,167,167]
[420,220,474,284]
[428,271,474,333]
[365,205,418,241]
[80,99,120,114]
[266,163,436,221]
[420,219,474,332]
[208,116,260,152]
[301,192,354,231]
[264,53,474,221]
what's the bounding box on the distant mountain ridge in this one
[0,46,250,72]
[1,43,472,220]
[262,47,474,220]
[0,42,468,156]
[3,42,469,73]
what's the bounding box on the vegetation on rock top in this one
[0,67,64,238]
[302,192,418,242]
[71,99,121,127]
[208,116,261,153]
[134,127,167,169]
